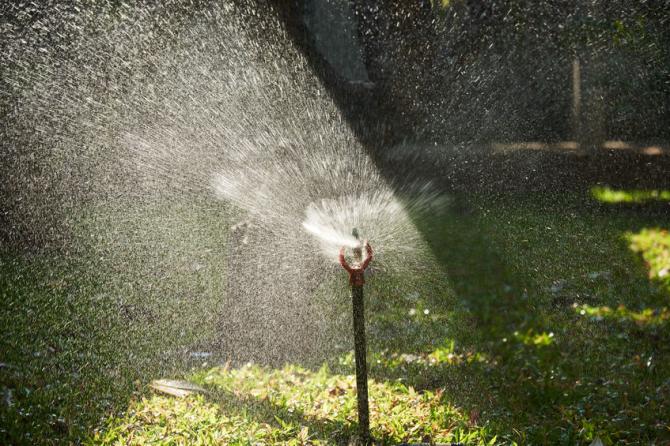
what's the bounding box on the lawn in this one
[1,187,669,445]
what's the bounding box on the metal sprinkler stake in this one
[338,229,373,445]
[351,276,370,444]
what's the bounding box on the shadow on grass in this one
[360,188,670,443]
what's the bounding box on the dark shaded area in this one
[269,0,670,145]
[264,0,670,245]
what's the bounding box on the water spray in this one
[339,227,372,444]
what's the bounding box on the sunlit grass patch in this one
[627,228,670,283]
[366,340,490,370]
[512,329,555,347]
[94,364,495,445]
[575,303,670,326]
[591,186,670,204]
[90,394,276,445]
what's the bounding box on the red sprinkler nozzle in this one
[339,241,373,287]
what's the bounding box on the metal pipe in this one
[351,283,371,444]
[339,228,372,444]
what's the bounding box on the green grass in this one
[404,193,670,444]
[2,190,669,445]
[92,364,494,445]
[628,228,670,280]
[0,199,230,444]
[591,186,670,204]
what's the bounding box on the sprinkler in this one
[338,228,373,445]
[339,233,463,446]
